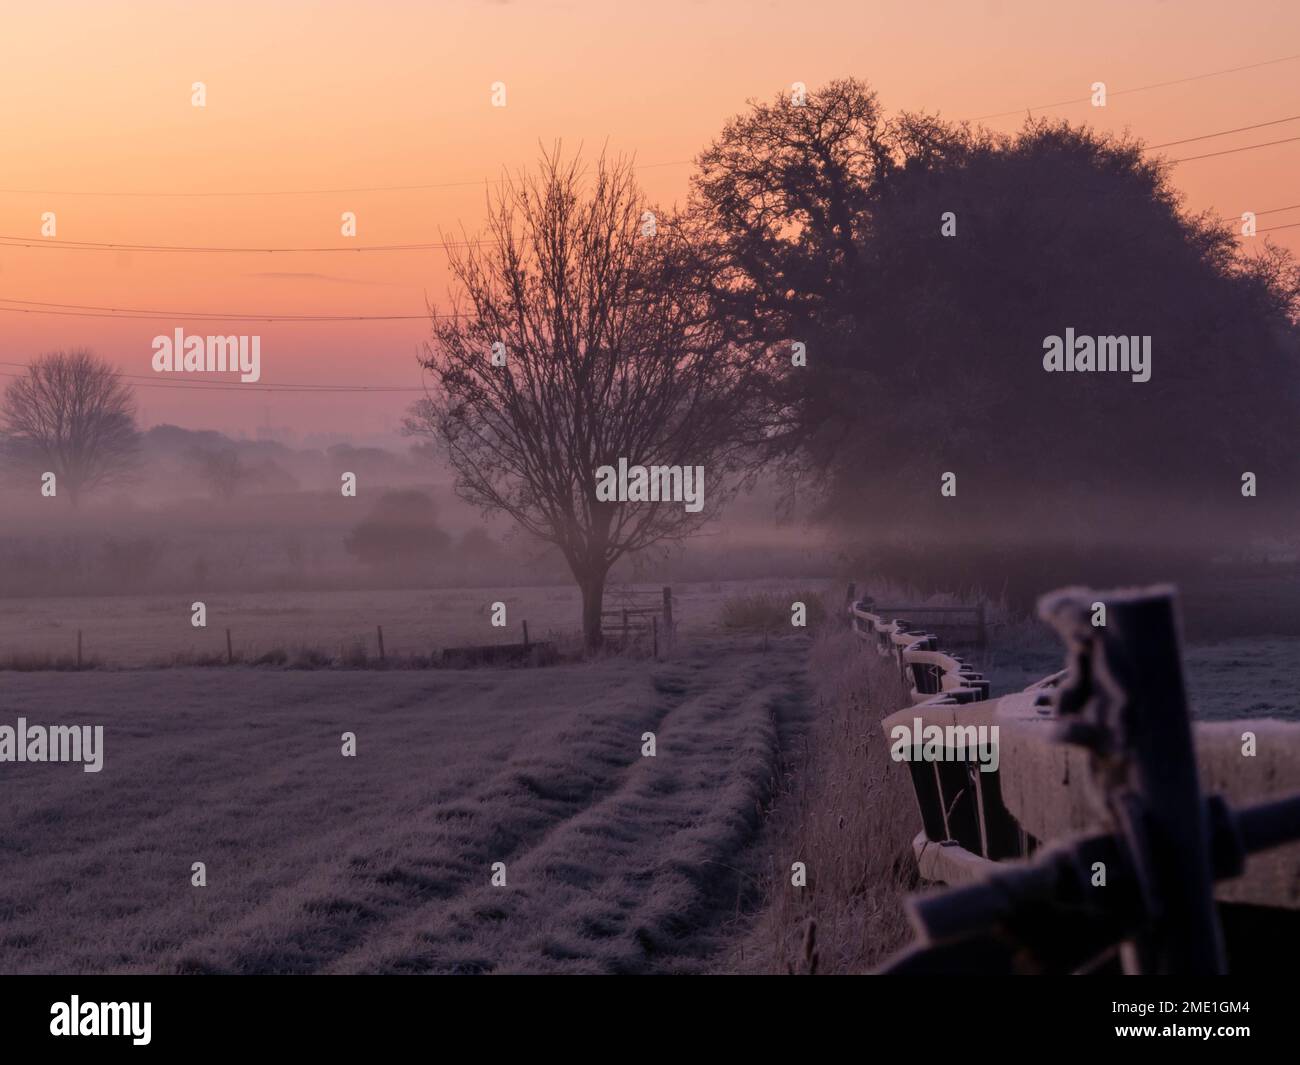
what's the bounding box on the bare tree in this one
[405,149,761,651]
[0,349,140,506]
[189,447,252,502]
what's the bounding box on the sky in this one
[0,0,1297,441]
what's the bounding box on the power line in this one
[1259,221,1300,234]
[969,51,1300,121]
[0,236,489,254]
[0,359,425,391]
[1169,134,1300,163]
[0,368,426,395]
[1,117,1293,258]
[0,371,426,395]
[0,365,431,394]
[1145,114,1300,149]
[1221,204,1300,220]
[0,298,450,322]
[0,159,694,200]
[0,295,658,322]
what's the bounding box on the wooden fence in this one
[846,584,986,648]
[849,586,1300,973]
[600,585,673,654]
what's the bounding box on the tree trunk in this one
[580,571,607,654]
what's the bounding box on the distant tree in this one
[344,490,451,567]
[0,349,140,506]
[405,149,763,651]
[189,447,253,502]
[456,526,505,567]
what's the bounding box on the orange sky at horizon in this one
[1,0,1297,441]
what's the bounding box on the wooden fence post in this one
[377,625,386,662]
[521,620,530,648]
[226,628,234,665]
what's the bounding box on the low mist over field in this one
[3,1,1300,1006]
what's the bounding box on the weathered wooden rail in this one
[850,585,1300,973]
[846,583,986,648]
[600,585,673,654]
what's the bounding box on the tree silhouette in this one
[0,349,140,507]
[189,447,252,502]
[344,490,451,568]
[406,149,761,650]
[691,80,1300,563]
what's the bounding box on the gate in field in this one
[849,585,1300,974]
[601,585,674,654]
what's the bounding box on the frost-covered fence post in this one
[1043,586,1225,973]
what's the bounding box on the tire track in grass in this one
[0,639,805,974]
[326,640,807,973]
[156,660,694,973]
[0,665,662,973]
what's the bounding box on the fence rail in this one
[600,585,673,654]
[849,585,1300,973]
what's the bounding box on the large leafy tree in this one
[690,80,1300,566]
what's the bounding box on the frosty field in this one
[0,578,832,667]
[1,576,1296,976]
[0,637,809,974]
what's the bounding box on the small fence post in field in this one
[76,629,82,670]
[226,628,234,665]
[662,586,673,648]
[845,581,856,608]
[976,600,987,648]
[521,620,530,649]
[377,625,386,662]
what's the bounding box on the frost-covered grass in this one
[0,577,837,669]
[849,577,1300,722]
[0,636,807,974]
[978,626,1300,722]
[719,588,830,633]
[720,618,918,974]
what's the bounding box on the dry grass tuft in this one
[0,651,101,671]
[724,622,921,973]
[720,589,829,633]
